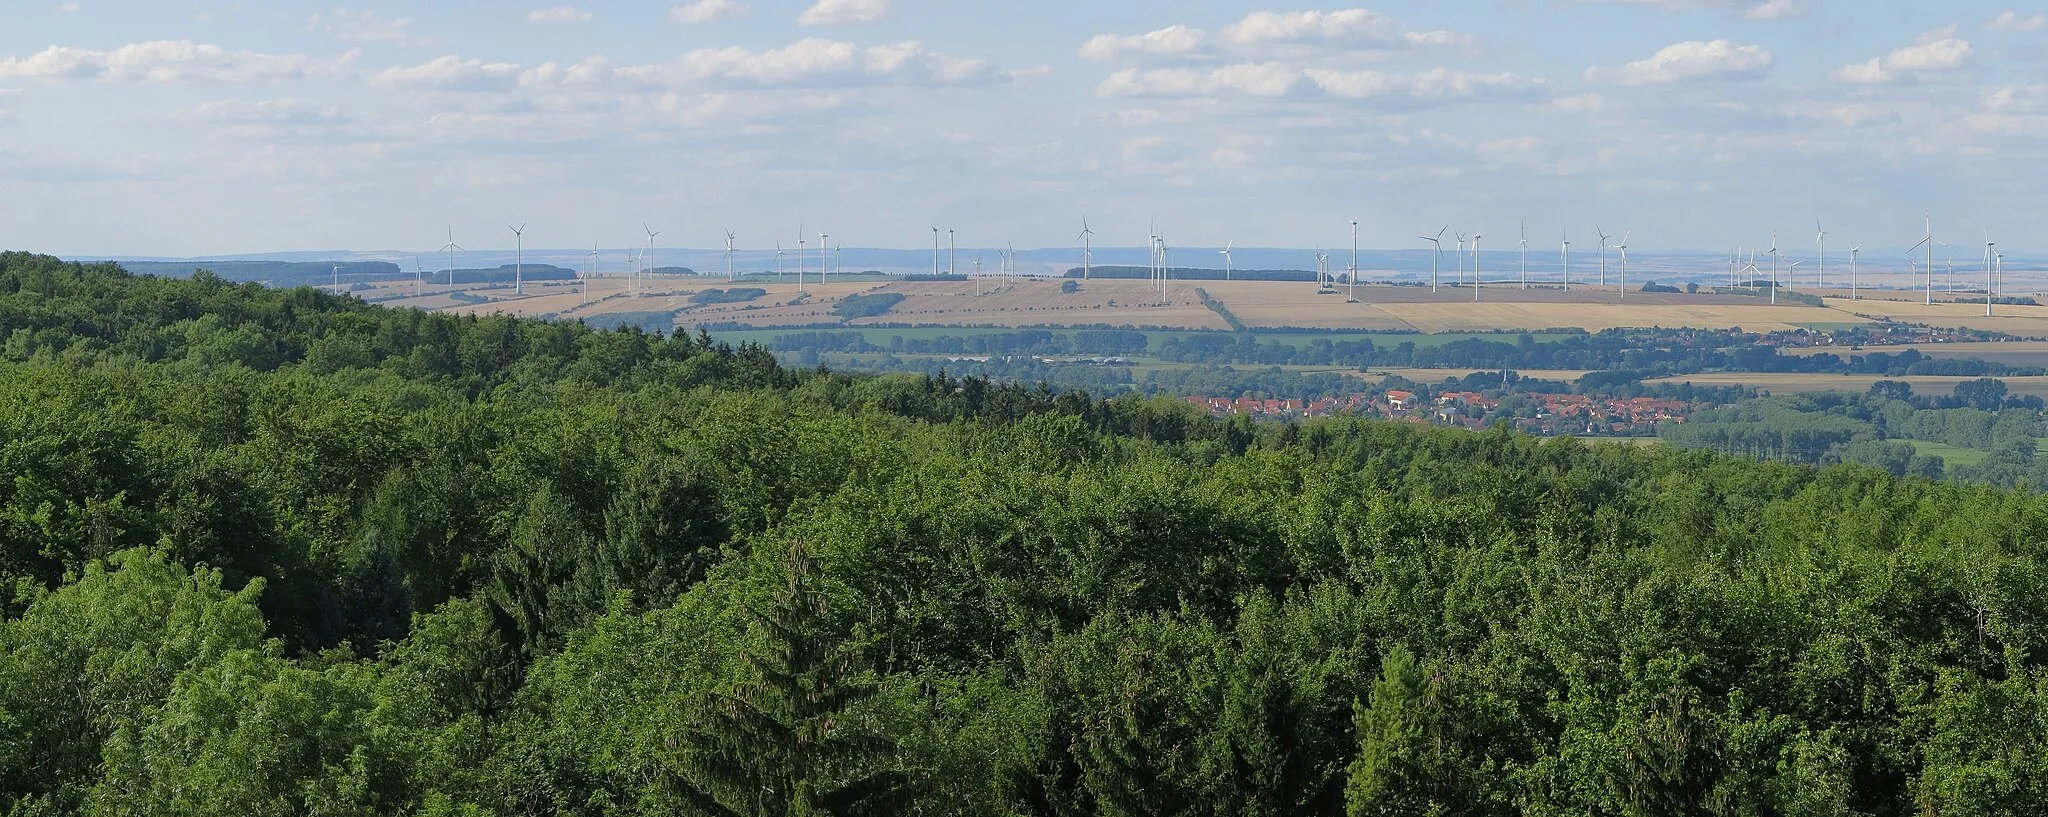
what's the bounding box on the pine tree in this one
[669,541,918,816]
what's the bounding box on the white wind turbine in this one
[796,224,807,287]
[1419,226,1446,292]
[1786,258,1803,298]
[948,228,957,276]
[1815,219,1827,290]
[724,229,737,282]
[1766,232,1782,305]
[1595,227,1610,288]
[931,225,941,277]
[1983,232,1996,317]
[641,223,661,297]
[1453,231,1467,289]
[1348,218,1360,303]
[818,231,829,285]
[1561,228,1571,292]
[1942,240,1955,294]
[1906,214,1935,305]
[1518,222,1528,290]
[330,259,339,289]
[774,240,785,281]
[1613,232,1630,301]
[1219,241,1234,281]
[1470,230,1483,301]
[1849,244,1861,301]
[1079,217,1094,280]
[508,223,527,296]
[440,227,462,288]
[587,242,599,302]
[413,255,423,297]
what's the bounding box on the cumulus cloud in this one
[1079,25,1208,61]
[1832,26,1971,84]
[1584,40,1772,85]
[521,38,1010,90]
[526,5,592,23]
[370,55,523,91]
[1219,9,1471,50]
[309,9,427,45]
[669,0,748,24]
[0,41,349,82]
[1098,62,1540,104]
[1742,0,1801,20]
[1987,11,2046,32]
[55,2,80,12]
[797,0,890,27]
[186,97,350,126]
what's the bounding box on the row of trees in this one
[5,252,2048,815]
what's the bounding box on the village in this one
[1184,389,1694,436]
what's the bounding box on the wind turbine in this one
[1561,228,1571,292]
[440,227,462,288]
[641,223,661,296]
[1348,218,1360,303]
[1079,217,1094,280]
[1941,240,1954,295]
[587,241,599,286]
[1984,232,1996,317]
[948,228,956,276]
[330,258,339,289]
[508,223,527,296]
[1419,226,1446,292]
[833,244,842,277]
[1815,219,1827,290]
[1220,241,1234,281]
[796,225,807,287]
[931,225,941,277]
[1849,245,1861,301]
[414,256,423,297]
[1614,232,1629,301]
[1595,227,1610,288]
[1766,233,1781,305]
[724,229,737,282]
[1470,230,1483,301]
[818,231,830,285]
[1453,231,1467,288]
[1518,222,1528,290]
[1907,214,1934,305]
[774,240,785,281]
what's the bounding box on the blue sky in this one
[1,0,2044,257]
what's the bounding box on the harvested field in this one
[1780,341,2048,366]
[1823,298,2048,337]
[1366,368,1594,383]
[1642,372,2048,399]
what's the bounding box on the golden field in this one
[342,274,2048,338]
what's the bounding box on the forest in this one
[3,251,2047,815]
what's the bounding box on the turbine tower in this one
[796,225,807,287]
[948,229,956,276]
[440,226,462,288]
[931,225,940,277]
[641,223,661,297]
[1614,232,1629,301]
[1518,222,1528,290]
[1419,226,1446,292]
[724,229,737,282]
[1595,227,1610,288]
[819,231,830,285]
[1849,245,1861,301]
[1219,241,1234,281]
[1561,228,1571,292]
[1079,217,1094,280]
[1454,231,1466,288]
[1815,219,1827,290]
[1470,231,1483,302]
[1348,218,1360,304]
[1767,232,1781,305]
[1984,233,1996,317]
[414,255,423,297]
[508,223,527,296]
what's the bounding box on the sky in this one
[1,0,2045,258]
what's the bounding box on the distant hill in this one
[117,260,584,287]
[1065,265,1317,282]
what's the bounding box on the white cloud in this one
[54,2,80,12]
[1082,9,1469,63]
[310,9,427,46]
[524,38,1010,90]
[1079,25,1208,61]
[1219,9,1472,50]
[1987,11,2046,32]
[669,0,748,24]
[186,97,350,126]
[797,0,890,27]
[1539,92,1614,115]
[370,55,523,90]
[1742,0,1801,20]
[1585,40,1772,85]
[1098,62,1540,103]
[1831,27,1971,84]
[0,41,348,82]
[526,5,592,23]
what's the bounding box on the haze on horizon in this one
[1,0,2044,257]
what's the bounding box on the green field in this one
[1903,441,1989,467]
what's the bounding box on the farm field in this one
[1642,372,2048,399]
[1901,440,1990,468]
[341,271,2048,337]
[1365,368,1593,383]
[1780,340,2048,366]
